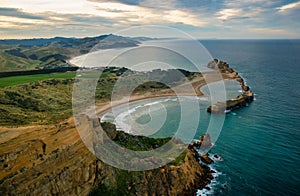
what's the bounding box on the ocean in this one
[79,39,300,195]
[199,40,300,195]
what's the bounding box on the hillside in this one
[0,67,213,195]
[0,118,212,195]
[0,67,200,126]
[0,34,140,71]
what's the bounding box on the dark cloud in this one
[0,7,47,20]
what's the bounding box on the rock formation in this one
[200,154,214,164]
[207,91,254,113]
[190,134,212,150]
[206,59,254,114]
[189,134,214,165]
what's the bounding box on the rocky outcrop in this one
[207,59,254,114]
[189,134,214,164]
[0,119,212,195]
[190,134,212,150]
[207,91,254,113]
[200,154,214,164]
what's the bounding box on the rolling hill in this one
[0,34,141,72]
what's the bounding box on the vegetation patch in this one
[0,67,195,127]
[0,72,76,88]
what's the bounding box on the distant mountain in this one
[0,34,143,71]
[0,37,75,47]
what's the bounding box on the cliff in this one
[0,119,212,195]
[0,118,97,195]
[0,64,217,195]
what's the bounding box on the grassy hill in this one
[0,67,195,126]
[0,34,140,72]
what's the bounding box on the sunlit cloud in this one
[0,0,93,14]
[223,0,277,8]
[0,16,44,24]
[0,0,299,38]
[276,1,300,12]
[216,8,243,21]
[252,27,289,34]
[0,0,207,28]
[87,2,207,26]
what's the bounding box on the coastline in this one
[94,70,232,117]
[0,59,247,195]
[206,60,254,113]
[66,59,80,68]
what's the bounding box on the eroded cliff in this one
[0,118,212,195]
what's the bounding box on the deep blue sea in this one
[98,40,300,195]
[199,40,300,195]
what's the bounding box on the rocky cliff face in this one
[0,119,98,195]
[128,148,211,196]
[91,146,212,196]
[0,118,212,195]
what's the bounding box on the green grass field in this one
[0,72,76,88]
[0,71,116,88]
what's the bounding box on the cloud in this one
[87,1,207,26]
[0,8,49,29]
[0,0,299,38]
[0,0,207,27]
[216,8,244,21]
[88,0,141,5]
[214,0,270,22]
[249,27,300,38]
[276,1,300,12]
[139,0,176,9]
[0,7,46,20]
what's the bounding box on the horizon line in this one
[0,34,300,41]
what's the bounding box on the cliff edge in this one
[0,119,212,195]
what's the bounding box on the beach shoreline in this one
[0,59,246,195]
[94,70,234,117]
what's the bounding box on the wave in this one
[196,151,228,195]
[103,98,173,133]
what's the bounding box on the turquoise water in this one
[101,80,240,141]
[101,40,300,195]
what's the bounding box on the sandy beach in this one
[94,71,233,116]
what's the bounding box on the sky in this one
[0,0,299,39]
